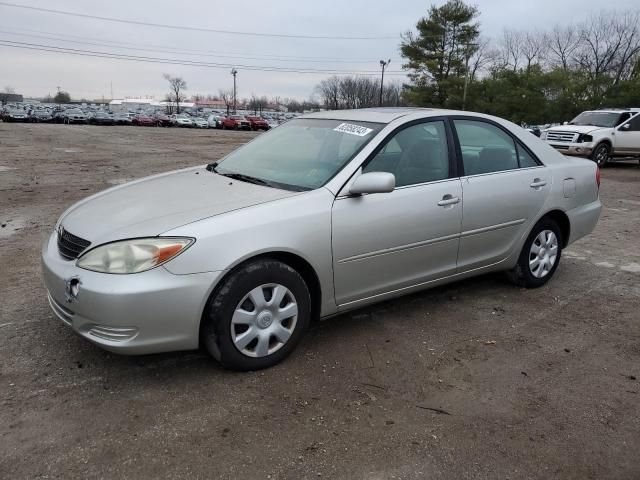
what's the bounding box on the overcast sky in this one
[1,0,638,101]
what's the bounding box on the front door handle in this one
[530,178,547,189]
[437,195,460,207]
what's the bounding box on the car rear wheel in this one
[591,143,610,167]
[507,218,562,288]
[201,260,311,371]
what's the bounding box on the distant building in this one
[108,98,194,112]
[0,93,24,104]
[194,99,227,109]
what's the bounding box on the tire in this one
[591,142,610,167]
[507,217,562,288]
[201,260,311,371]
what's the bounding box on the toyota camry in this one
[42,108,602,370]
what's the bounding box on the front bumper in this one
[41,233,222,355]
[548,142,594,156]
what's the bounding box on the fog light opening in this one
[65,277,81,303]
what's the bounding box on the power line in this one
[0,27,403,65]
[0,39,408,76]
[0,1,399,41]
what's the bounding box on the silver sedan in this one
[42,108,602,370]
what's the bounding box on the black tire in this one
[201,260,311,371]
[591,142,610,167]
[507,217,563,288]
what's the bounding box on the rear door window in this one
[453,120,519,175]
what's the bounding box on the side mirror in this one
[349,172,395,195]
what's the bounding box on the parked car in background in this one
[222,114,251,130]
[3,109,31,122]
[541,108,640,166]
[246,116,270,131]
[153,113,172,127]
[42,108,601,370]
[32,111,53,123]
[207,114,224,129]
[193,117,209,129]
[63,109,89,124]
[266,118,280,129]
[113,113,133,125]
[90,112,115,126]
[51,111,66,124]
[172,114,194,128]
[132,114,155,127]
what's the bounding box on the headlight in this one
[77,237,194,274]
[540,131,547,140]
[576,134,593,143]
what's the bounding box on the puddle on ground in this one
[53,148,83,153]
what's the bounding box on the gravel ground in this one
[0,123,639,480]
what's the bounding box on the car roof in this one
[302,107,435,124]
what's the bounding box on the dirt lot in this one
[1,123,639,480]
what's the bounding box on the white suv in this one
[541,109,640,166]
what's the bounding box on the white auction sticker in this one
[333,123,373,137]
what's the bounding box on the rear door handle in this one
[437,195,460,207]
[530,179,547,189]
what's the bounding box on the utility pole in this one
[379,59,390,107]
[462,43,477,111]
[231,68,238,114]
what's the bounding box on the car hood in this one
[546,125,607,134]
[59,166,299,246]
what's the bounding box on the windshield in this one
[569,112,623,128]
[215,118,383,191]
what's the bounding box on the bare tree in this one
[547,25,581,70]
[315,76,405,110]
[218,89,233,116]
[521,31,547,70]
[163,74,187,114]
[468,37,493,79]
[500,29,524,71]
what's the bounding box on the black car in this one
[33,111,54,123]
[90,112,115,126]
[113,113,133,125]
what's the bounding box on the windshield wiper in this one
[218,171,273,187]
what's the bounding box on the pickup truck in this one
[221,115,251,131]
[541,108,640,166]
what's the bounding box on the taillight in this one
[596,167,601,189]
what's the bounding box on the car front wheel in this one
[507,218,562,288]
[201,260,311,371]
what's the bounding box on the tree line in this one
[398,0,640,124]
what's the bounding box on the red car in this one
[153,113,172,127]
[246,116,270,131]
[221,115,251,130]
[132,114,155,127]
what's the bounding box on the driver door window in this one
[363,120,450,187]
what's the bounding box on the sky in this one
[0,0,638,101]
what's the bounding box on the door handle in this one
[437,195,460,207]
[530,179,547,189]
